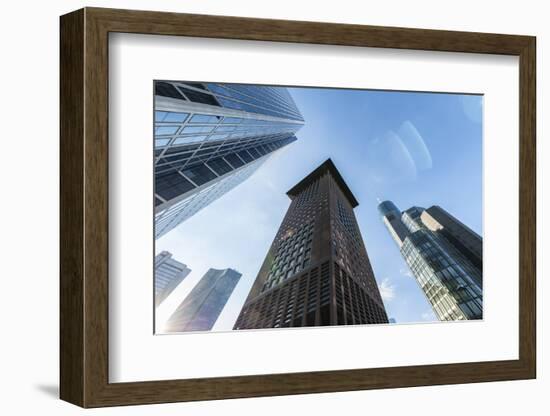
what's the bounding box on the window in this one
[155,82,184,99]
[222,117,242,124]
[206,158,233,176]
[155,138,171,148]
[182,125,214,134]
[189,114,220,124]
[207,134,229,142]
[177,86,220,106]
[182,164,217,186]
[183,82,207,90]
[164,112,189,122]
[224,153,244,168]
[155,171,196,200]
[173,135,208,145]
[248,147,262,159]
[155,111,168,121]
[237,150,253,163]
[155,125,180,136]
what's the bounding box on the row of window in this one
[402,235,482,321]
[261,220,316,292]
[156,145,268,203]
[332,198,376,289]
[334,263,388,324]
[155,163,259,237]
[294,180,320,207]
[284,198,328,233]
[205,83,303,122]
[156,121,296,140]
[158,132,291,161]
[154,106,300,150]
[236,264,331,329]
[156,112,299,130]
[156,81,303,122]
[155,134,296,175]
[156,82,221,106]
[209,83,302,118]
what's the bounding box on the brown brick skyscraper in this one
[234,159,388,329]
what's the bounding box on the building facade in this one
[421,205,483,281]
[154,81,305,238]
[164,268,242,332]
[378,201,483,321]
[234,159,389,330]
[154,251,191,307]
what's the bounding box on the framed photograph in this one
[60,7,536,408]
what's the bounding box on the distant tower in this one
[378,201,410,247]
[154,81,305,238]
[164,268,242,332]
[378,201,483,321]
[234,159,388,329]
[154,251,191,307]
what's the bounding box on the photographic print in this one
[153,81,483,334]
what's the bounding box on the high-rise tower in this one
[164,268,242,332]
[154,81,305,238]
[378,201,483,321]
[422,205,483,279]
[234,159,388,329]
[154,251,191,307]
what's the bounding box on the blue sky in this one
[155,87,483,332]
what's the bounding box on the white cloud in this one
[399,267,413,278]
[378,278,396,302]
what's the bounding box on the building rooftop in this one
[286,158,359,207]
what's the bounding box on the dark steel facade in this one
[234,159,388,329]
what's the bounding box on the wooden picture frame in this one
[60,7,536,408]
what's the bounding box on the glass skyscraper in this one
[154,251,191,307]
[234,159,388,329]
[164,268,242,332]
[422,205,483,286]
[154,81,305,238]
[378,201,483,321]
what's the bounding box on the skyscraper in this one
[234,159,388,329]
[422,205,483,280]
[164,268,242,332]
[154,251,191,307]
[378,201,483,321]
[154,81,305,238]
